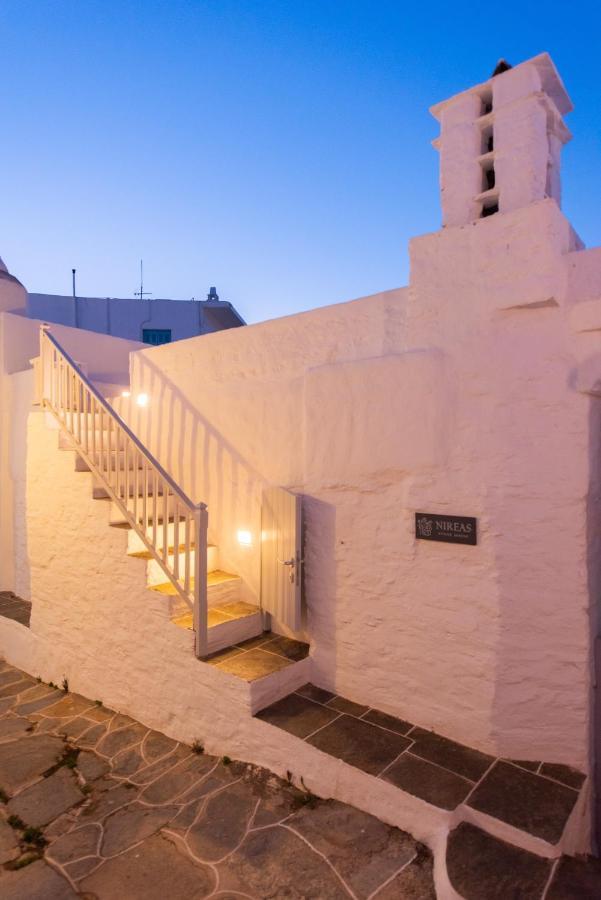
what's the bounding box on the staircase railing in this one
[39,325,209,658]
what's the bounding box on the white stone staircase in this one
[38,327,263,658]
[63,433,264,655]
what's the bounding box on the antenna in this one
[134,259,152,301]
[72,268,76,299]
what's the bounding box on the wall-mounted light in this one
[237,529,252,547]
[121,390,131,398]
[136,393,149,407]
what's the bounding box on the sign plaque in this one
[415,513,477,546]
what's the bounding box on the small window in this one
[142,328,172,346]
[481,201,499,218]
[481,125,494,155]
[484,167,496,191]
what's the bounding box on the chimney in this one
[430,53,573,227]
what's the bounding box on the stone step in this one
[171,598,263,655]
[255,685,587,861]
[150,571,261,655]
[126,526,217,568]
[108,502,174,528]
[204,631,312,701]
[74,449,145,473]
[144,547,220,585]
[151,569,241,605]
[173,598,260,630]
[92,477,172,500]
[59,428,150,453]
[92,379,130,399]
[58,428,127,451]
[159,563,263,653]
[151,569,241,593]
[445,821,601,899]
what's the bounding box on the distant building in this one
[26,286,245,344]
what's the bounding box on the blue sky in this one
[1,1,599,324]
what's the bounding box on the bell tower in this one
[430,53,573,227]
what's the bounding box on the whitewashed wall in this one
[0,268,27,596]
[0,312,144,593]
[2,199,598,770]
[0,369,592,860]
[124,287,409,605]
[118,199,600,769]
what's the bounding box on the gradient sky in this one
[1,1,599,324]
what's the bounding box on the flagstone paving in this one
[0,659,436,899]
[257,683,587,836]
[2,657,601,898]
[258,683,601,897]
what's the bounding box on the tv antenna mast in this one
[134,260,152,301]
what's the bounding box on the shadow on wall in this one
[302,496,337,683]
[126,352,267,599]
[122,352,340,651]
[488,339,599,771]
[586,395,601,854]
[11,370,35,602]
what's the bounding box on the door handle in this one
[278,557,296,583]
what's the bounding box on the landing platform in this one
[205,632,309,682]
[172,599,260,630]
[257,683,587,857]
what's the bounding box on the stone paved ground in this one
[259,684,585,844]
[0,660,435,899]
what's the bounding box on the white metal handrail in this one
[39,325,209,658]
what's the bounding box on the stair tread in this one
[206,633,309,681]
[255,686,585,848]
[128,543,198,560]
[445,822,595,900]
[93,483,173,498]
[208,570,240,586]
[109,513,175,528]
[150,570,240,596]
[172,599,260,630]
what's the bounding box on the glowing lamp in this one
[237,530,252,546]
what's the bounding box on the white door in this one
[261,487,302,630]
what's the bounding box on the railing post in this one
[38,324,51,406]
[194,505,209,659]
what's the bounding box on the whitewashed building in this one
[27,286,245,344]
[1,53,600,893]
